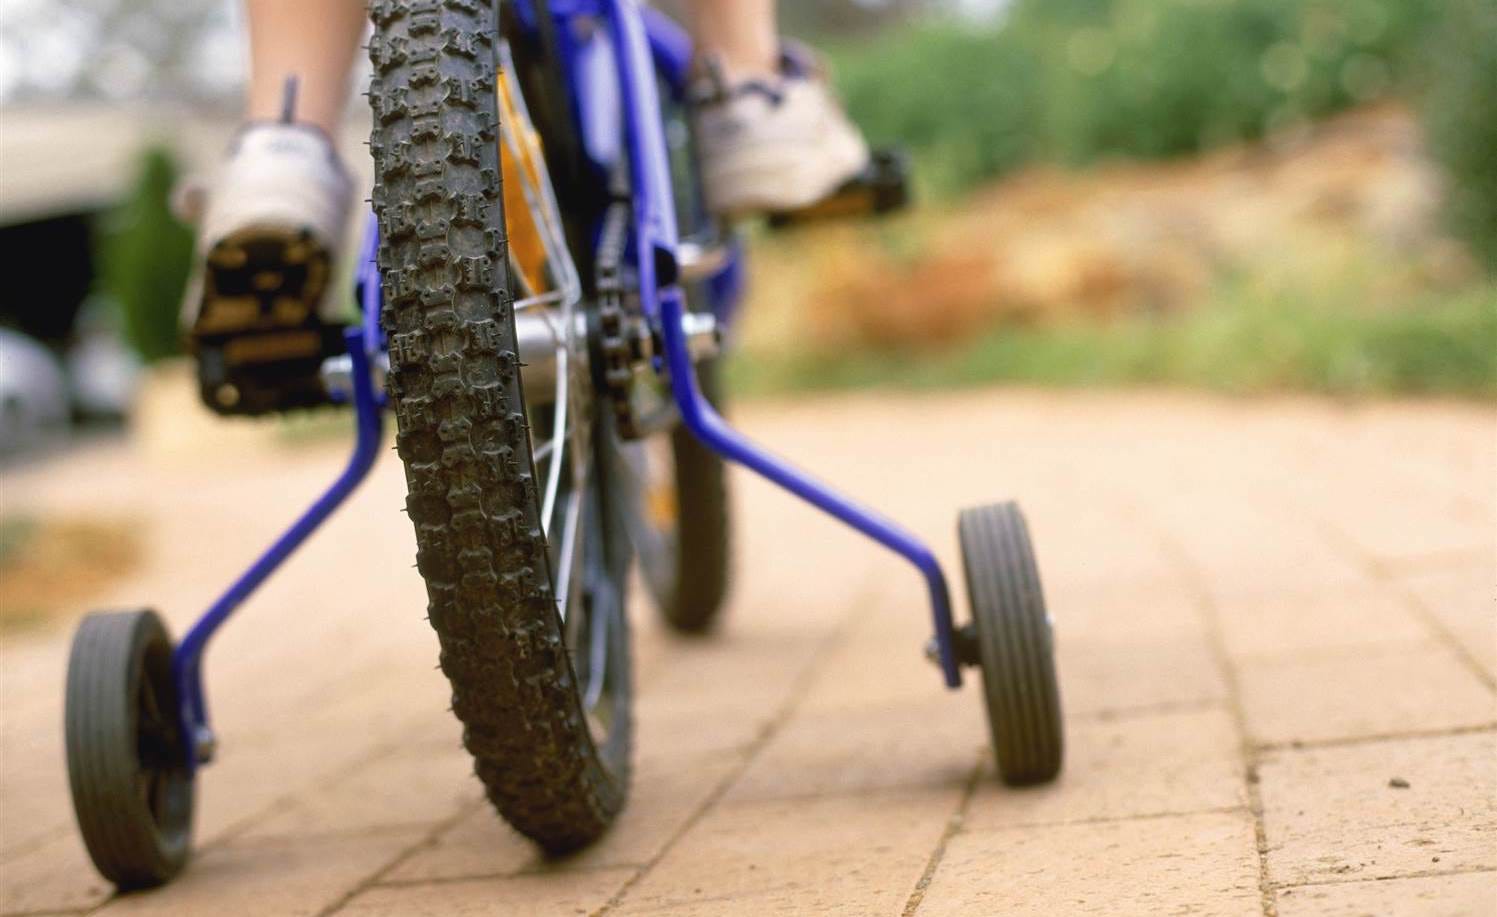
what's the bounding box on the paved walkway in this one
[2,389,1493,915]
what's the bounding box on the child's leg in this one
[243,0,368,133]
[680,0,778,81]
[185,1,365,415]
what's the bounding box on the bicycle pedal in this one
[190,228,347,416]
[767,148,911,229]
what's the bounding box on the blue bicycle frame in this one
[171,0,961,771]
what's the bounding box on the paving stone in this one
[1025,509,1180,594]
[635,624,824,715]
[191,707,451,845]
[917,811,1262,916]
[631,693,772,765]
[1258,731,1497,885]
[1322,482,1494,565]
[1292,403,1496,514]
[1398,562,1497,683]
[387,752,736,882]
[343,868,634,916]
[95,830,424,917]
[1236,644,1496,746]
[1059,632,1228,718]
[785,597,969,714]
[0,832,114,914]
[376,806,533,885]
[963,707,1246,830]
[1215,587,1429,659]
[236,741,481,841]
[0,746,71,866]
[1144,499,1368,602]
[612,789,957,915]
[725,695,982,803]
[1043,581,1205,645]
[1276,871,1497,916]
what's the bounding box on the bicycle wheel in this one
[65,609,194,887]
[958,502,1063,785]
[625,357,733,634]
[369,0,630,851]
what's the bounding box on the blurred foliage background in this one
[94,149,195,363]
[831,0,1491,245]
[1421,0,1497,268]
[735,0,1495,398]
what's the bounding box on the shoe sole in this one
[190,227,345,416]
[766,149,912,228]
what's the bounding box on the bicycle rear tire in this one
[656,358,732,633]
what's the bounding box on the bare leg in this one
[243,0,367,134]
[681,0,779,80]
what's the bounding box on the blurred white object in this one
[691,55,869,216]
[67,324,141,419]
[0,328,70,455]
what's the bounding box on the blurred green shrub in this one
[832,25,1043,194]
[1017,0,1435,163]
[834,0,1436,185]
[731,279,1497,398]
[94,147,194,363]
[1422,0,1497,270]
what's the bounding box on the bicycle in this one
[63,0,1064,888]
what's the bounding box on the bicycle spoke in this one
[540,347,568,531]
[553,460,587,623]
[514,290,566,312]
[553,494,578,621]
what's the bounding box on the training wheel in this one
[65,609,195,888]
[957,502,1064,785]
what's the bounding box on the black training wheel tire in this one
[958,502,1064,785]
[65,609,194,888]
[658,358,732,634]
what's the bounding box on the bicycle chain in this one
[594,201,644,440]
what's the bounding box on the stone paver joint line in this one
[1308,517,1496,691]
[314,806,477,917]
[1278,864,1497,891]
[1127,499,1282,917]
[901,753,985,916]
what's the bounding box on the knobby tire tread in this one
[369,0,625,851]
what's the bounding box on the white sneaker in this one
[184,123,353,415]
[691,50,870,217]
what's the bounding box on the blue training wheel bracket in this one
[169,328,386,771]
[605,0,964,687]
[658,288,964,688]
